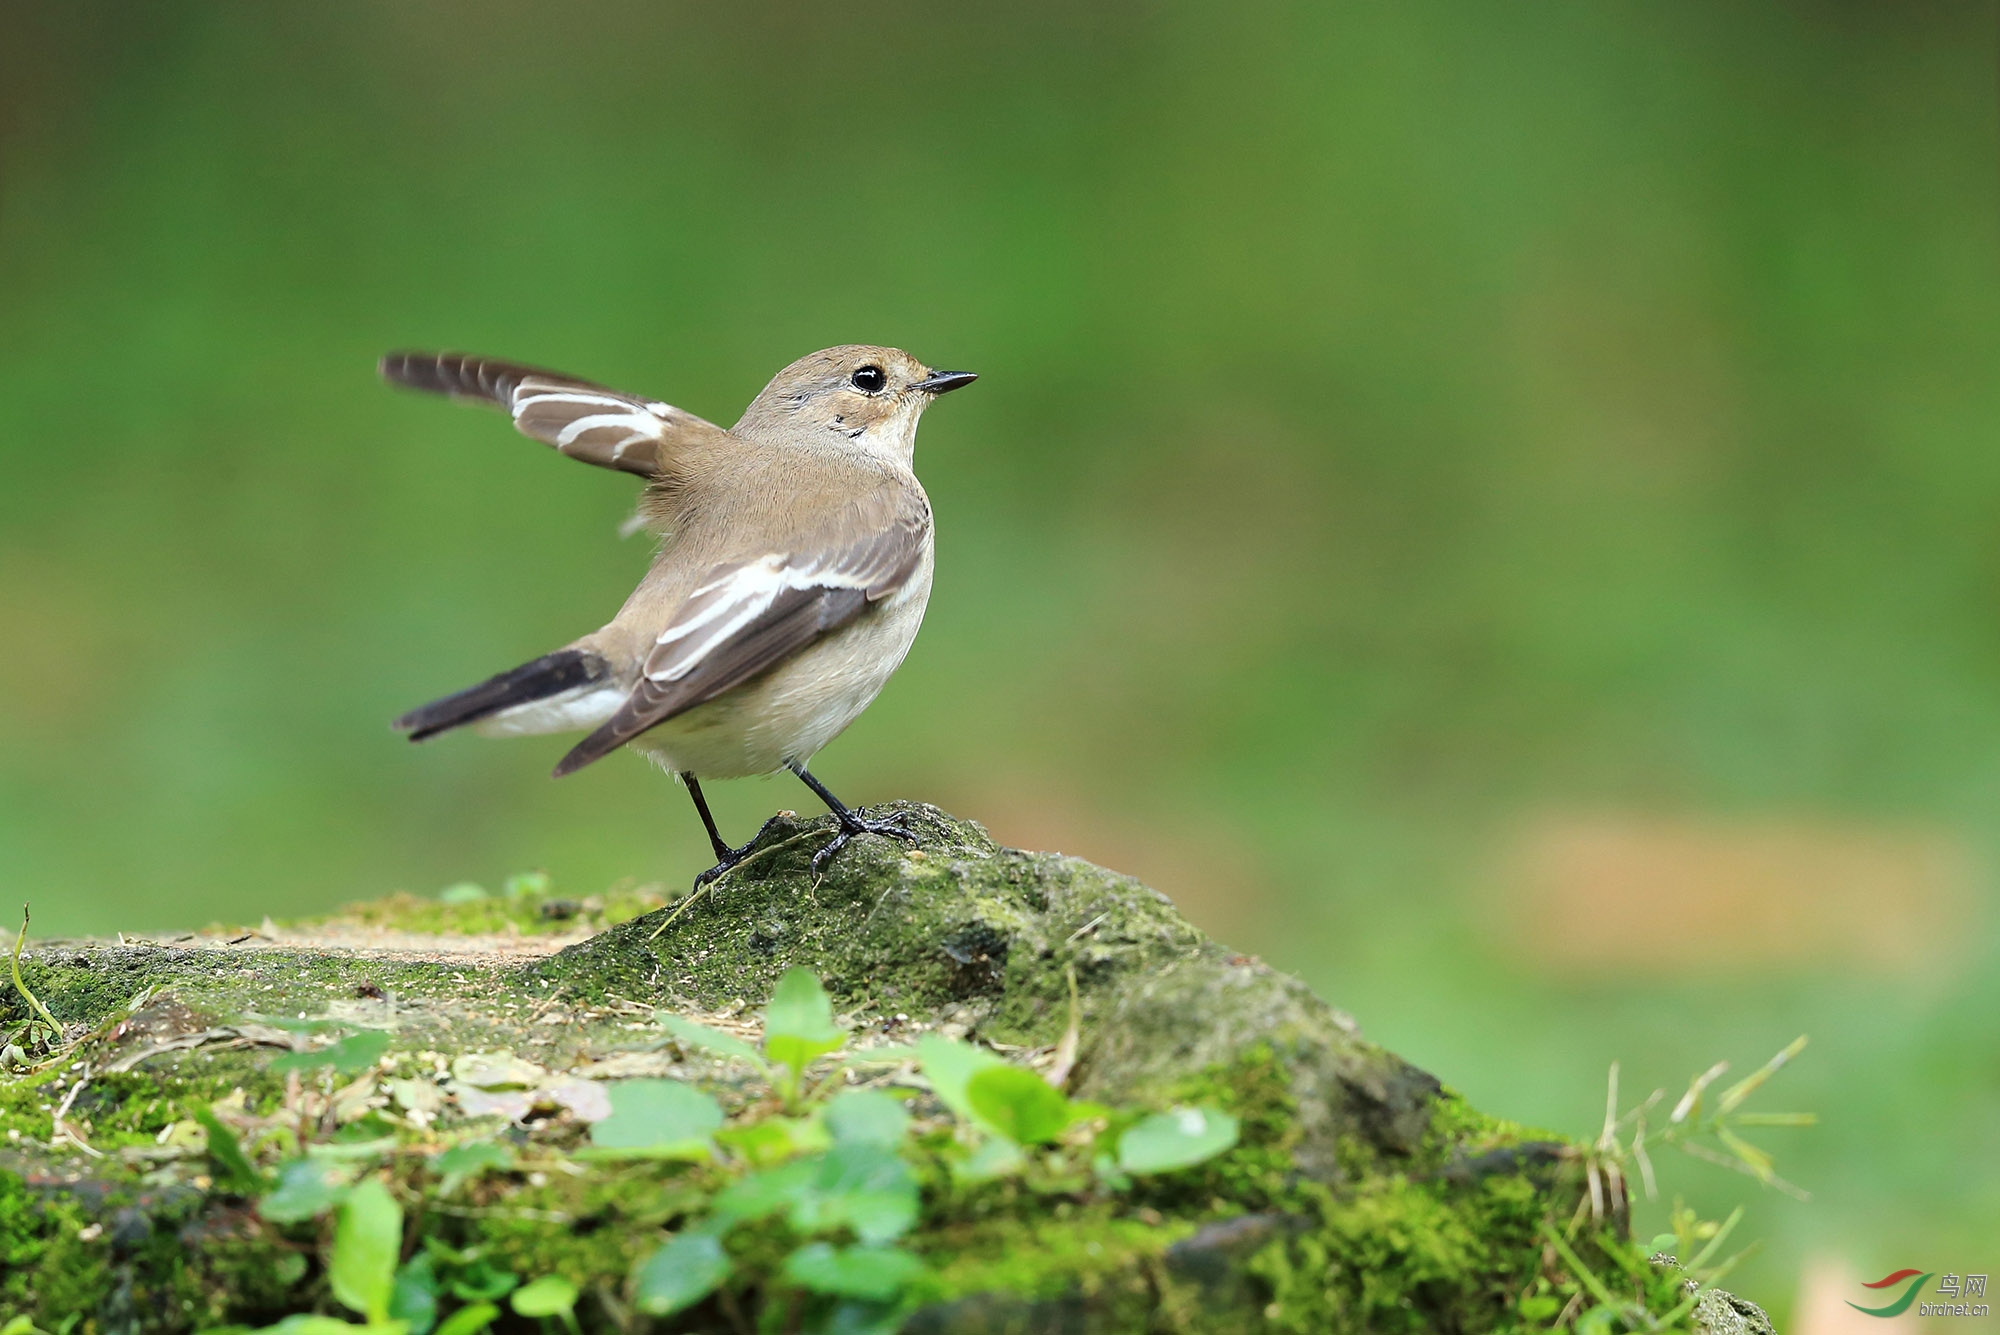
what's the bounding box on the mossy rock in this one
[0,803,1772,1334]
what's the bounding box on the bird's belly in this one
[628,567,931,780]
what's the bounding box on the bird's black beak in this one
[911,370,978,395]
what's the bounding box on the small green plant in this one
[583,1078,725,1158]
[430,1140,514,1196]
[507,1275,581,1334]
[658,964,849,1109]
[1116,1105,1240,1174]
[195,1105,270,1194]
[1525,1204,1751,1334]
[271,1029,392,1078]
[1581,1035,1814,1222]
[261,1157,351,1223]
[628,969,1240,1328]
[239,1178,411,1334]
[623,1079,928,1324]
[1525,1036,1816,1332]
[329,1180,402,1324]
[4,904,66,1065]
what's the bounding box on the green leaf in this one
[914,1035,1004,1128]
[431,1141,514,1197]
[715,1115,828,1166]
[438,882,488,903]
[782,1242,925,1300]
[1575,1305,1619,1335]
[1517,1292,1561,1321]
[194,1106,266,1193]
[1728,1111,1817,1127]
[272,1029,390,1077]
[794,1143,920,1245]
[390,1254,439,1335]
[713,1144,919,1244]
[656,1013,768,1073]
[966,1066,1078,1145]
[953,1137,1025,1183]
[1116,1107,1238,1174]
[763,967,845,1078]
[712,1159,816,1227]
[448,1260,518,1302]
[510,1274,579,1318]
[244,1318,396,1335]
[587,1079,724,1152]
[824,1089,909,1147]
[1715,1126,1775,1182]
[330,1179,403,1323]
[431,1303,499,1335]
[634,1231,731,1316]
[335,1113,398,1144]
[260,1157,351,1223]
[1647,1233,1679,1257]
[765,967,841,1042]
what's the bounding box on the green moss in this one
[0,1066,66,1143]
[0,1180,112,1326]
[1,1043,290,1164]
[0,1169,301,1332]
[80,1061,287,1151]
[915,1212,1195,1305]
[1415,1086,1546,1172]
[529,807,1208,1056]
[10,946,484,1038]
[286,879,669,940]
[1243,1172,1550,1334]
[5,949,180,1034]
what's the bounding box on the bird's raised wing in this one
[379,350,729,477]
[551,498,930,776]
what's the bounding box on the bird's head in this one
[736,345,976,460]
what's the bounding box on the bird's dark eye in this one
[850,365,887,394]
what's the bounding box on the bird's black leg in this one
[790,764,919,873]
[685,774,765,888]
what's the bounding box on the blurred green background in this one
[2,3,1995,1323]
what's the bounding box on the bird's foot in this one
[692,815,791,889]
[810,809,921,875]
[692,855,741,891]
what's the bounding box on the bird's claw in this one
[692,814,793,890]
[810,812,921,875]
[693,856,741,890]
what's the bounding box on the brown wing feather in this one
[550,585,869,776]
[550,496,930,777]
[379,350,729,477]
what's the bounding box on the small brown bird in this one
[382,346,975,882]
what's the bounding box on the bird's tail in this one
[394,649,611,742]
